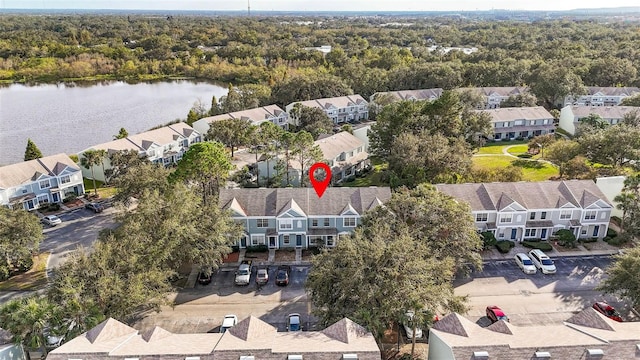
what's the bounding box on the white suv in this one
[528,249,556,274]
[514,253,537,274]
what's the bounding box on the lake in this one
[0,80,228,166]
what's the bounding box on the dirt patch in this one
[223,251,239,263]
[581,240,618,251]
[244,251,269,261]
[275,250,296,262]
[64,198,84,209]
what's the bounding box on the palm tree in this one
[81,150,103,196]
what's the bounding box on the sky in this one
[1,0,639,12]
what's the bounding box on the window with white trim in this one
[530,212,536,220]
[251,234,265,246]
[280,219,293,230]
[311,219,319,227]
[475,213,488,222]
[343,217,357,227]
[283,235,290,245]
[584,211,596,220]
[498,229,505,238]
[560,210,572,219]
[541,212,547,220]
[39,179,51,189]
[499,214,512,223]
[326,235,335,247]
[324,218,330,226]
[309,236,321,246]
[60,175,71,184]
[37,194,49,204]
[524,229,536,237]
[256,218,268,228]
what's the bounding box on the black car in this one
[275,265,291,286]
[85,202,103,213]
[198,268,215,285]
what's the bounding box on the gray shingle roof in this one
[568,105,640,119]
[436,180,612,211]
[480,106,553,122]
[0,153,80,189]
[586,86,640,96]
[219,187,392,217]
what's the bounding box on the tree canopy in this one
[0,207,43,280]
[23,138,43,161]
[290,104,334,139]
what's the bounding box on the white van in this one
[528,249,556,274]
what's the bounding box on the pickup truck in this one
[234,260,252,286]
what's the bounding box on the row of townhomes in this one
[193,105,290,134]
[429,308,640,360]
[558,105,640,135]
[286,95,369,125]
[0,154,85,211]
[481,106,555,140]
[563,86,640,107]
[219,187,392,250]
[47,317,381,360]
[371,86,530,109]
[256,131,371,186]
[192,95,371,138]
[78,122,202,183]
[436,180,612,242]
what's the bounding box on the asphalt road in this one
[40,203,118,271]
[135,265,315,333]
[455,255,638,327]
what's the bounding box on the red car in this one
[592,302,623,322]
[486,306,509,323]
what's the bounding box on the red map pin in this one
[309,162,331,198]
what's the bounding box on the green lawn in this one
[0,253,49,291]
[83,178,117,199]
[476,140,527,155]
[341,158,389,187]
[472,155,559,181]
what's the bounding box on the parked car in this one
[592,302,623,322]
[197,267,215,285]
[234,260,252,286]
[514,253,537,274]
[287,313,302,331]
[41,215,62,226]
[85,202,103,213]
[528,249,557,274]
[275,265,291,286]
[256,268,269,285]
[403,311,423,339]
[220,314,238,333]
[486,306,509,323]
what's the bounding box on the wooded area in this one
[1,15,639,106]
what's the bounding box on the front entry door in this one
[296,234,303,248]
[510,229,517,240]
[540,229,547,239]
[269,236,277,249]
[593,225,600,237]
[240,236,247,248]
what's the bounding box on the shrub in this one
[517,153,533,159]
[605,234,629,246]
[481,231,497,250]
[14,255,33,273]
[0,265,9,281]
[606,228,617,238]
[246,244,268,253]
[580,237,598,243]
[555,229,577,248]
[522,241,553,251]
[495,240,515,253]
[47,203,61,211]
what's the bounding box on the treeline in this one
[1,15,639,105]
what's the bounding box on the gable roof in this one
[228,316,277,341]
[86,318,137,344]
[219,187,392,217]
[585,86,640,97]
[567,105,639,119]
[458,86,530,98]
[0,153,80,189]
[480,106,553,122]
[321,318,371,344]
[197,105,287,125]
[436,180,612,211]
[291,95,368,110]
[372,88,443,102]
[315,131,365,160]
[85,123,199,154]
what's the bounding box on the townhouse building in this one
[564,86,640,107]
[47,317,381,360]
[558,105,640,135]
[369,88,443,103]
[77,123,201,183]
[256,131,369,186]
[429,308,640,360]
[458,87,531,109]
[286,95,369,126]
[436,180,612,242]
[480,106,555,141]
[192,105,289,135]
[0,154,85,210]
[219,187,391,249]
